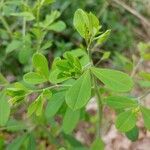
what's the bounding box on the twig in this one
[32,84,72,93]
[138,89,150,100]
[131,59,143,77]
[95,59,102,67]
[111,0,150,28]
[133,28,149,41]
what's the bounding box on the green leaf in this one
[45,92,65,118]
[62,108,80,134]
[101,51,111,61]
[56,60,71,71]
[63,134,84,148]
[41,10,60,28]
[115,110,136,132]
[11,12,35,21]
[18,48,33,64]
[27,100,38,117]
[6,119,26,132]
[27,133,36,150]
[63,48,86,58]
[42,89,52,100]
[49,69,70,84]
[6,40,21,54]
[91,67,133,92]
[0,136,4,150]
[90,138,104,150]
[140,107,150,130]
[9,96,25,104]
[6,84,28,104]
[55,53,82,76]
[35,96,44,116]
[138,42,150,60]
[0,73,8,85]
[40,0,54,6]
[139,72,150,81]
[138,80,150,88]
[47,21,66,32]
[32,53,49,79]
[113,52,133,72]
[73,9,101,39]
[23,72,47,84]
[65,71,91,110]
[0,93,10,126]
[6,87,26,97]
[87,12,100,36]
[27,95,44,116]
[105,96,138,110]
[96,29,111,45]
[143,53,150,60]
[41,41,52,51]
[73,9,89,39]
[7,134,27,150]
[125,126,139,141]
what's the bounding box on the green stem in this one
[0,0,12,38]
[0,16,12,38]
[8,84,72,105]
[87,41,103,138]
[93,76,103,138]
[36,0,41,52]
[131,58,143,77]
[0,0,5,12]
[22,17,26,37]
[22,0,28,37]
[31,84,72,93]
[37,0,40,26]
[87,39,93,63]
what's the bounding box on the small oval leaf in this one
[65,71,91,110]
[125,126,139,141]
[91,67,133,92]
[90,138,104,150]
[73,9,89,38]
[0,93,10,126]
[23,72,47,84]
[105,96,138,110]
[62,108,80,134]
[45,92,65,119]
[140,106,150,130]
[115,110,136,132]
[32,53,49,79]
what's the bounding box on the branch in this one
[139,89,150,100]
[111,0,150,28]
[131,59,143,77]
